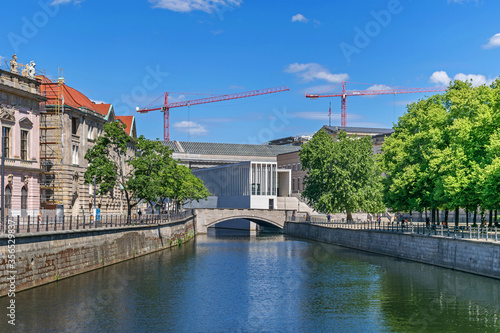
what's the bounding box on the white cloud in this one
[367,84,391,91]
[291,14,308,23]
[447,0,478,3]
[285,63,349,83]
[173,121,208,135]
[211,30,224,35]
[168,94,186,103]
[430,71,494,87]
[430,71,452,86]
[149,0,242,13]
[293,112,332,121]
[454,73,493,87]
[51,0,82,5]
[483,33,500,49]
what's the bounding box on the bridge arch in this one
[205,215,283,230]
[194,209,287,234]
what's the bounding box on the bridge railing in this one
[290,218,500,243]
[0,209,196,235]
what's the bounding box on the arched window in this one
[21,187,28,210]
[5,186,12,209]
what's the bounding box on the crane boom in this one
[306,81,446,127]
[138,86,290,141]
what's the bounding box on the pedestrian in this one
[138,210,142,219]
[377,216,381,226]
[426,217,430,229]
[327,214,331,223]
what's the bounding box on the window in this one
[72,117,79,135]
[292,164,296,171]
[21,130,28,160]
[287,164,291,170]
[293,178,296,191]
[87,123,93,140]
[21,187,28,210]
[297,177,300,191]
[72,145,79,165]
[298,162,301,171]
[2,127,10,158]
[5,186,11,209]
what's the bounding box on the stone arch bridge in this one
[194,208,289,234]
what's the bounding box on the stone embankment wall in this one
[0,217,195,297]
[285,222,500,280]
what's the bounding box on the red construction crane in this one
[137,86,290,141]
[306,81,446,127]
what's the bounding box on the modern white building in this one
[191,161,291,210]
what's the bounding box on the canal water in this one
[2,229,500,332]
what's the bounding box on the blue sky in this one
[1,0,499,143]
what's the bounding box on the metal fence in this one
[0,209,195,235]
[291,218,500,243]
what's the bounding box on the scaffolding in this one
[40,69,65,212]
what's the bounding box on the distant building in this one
[190,161,292,210]
[372,131,394,155]
[321,125,393,140]
[0,60,46,217]
[277,151,306,194]
[276,126,394,194]
[162,141,301,169]
[268,135,312,146]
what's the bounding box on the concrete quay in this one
[285,222,500,280]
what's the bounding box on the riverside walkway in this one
[0,210,195,235]
[289,216,500,243]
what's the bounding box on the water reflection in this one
[0,230,499,332]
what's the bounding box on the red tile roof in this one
[116,116,135,136]
[38,76,111,117]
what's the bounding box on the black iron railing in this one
[289,218,500,243]
[1,209,195,235]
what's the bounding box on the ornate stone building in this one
[0,55,46,216]
[39,76,136,216]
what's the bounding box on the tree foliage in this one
[381,78,500,224]
[85,125,210,216]
[84,121,136,215]
[300,129,385,220]
[128,136,210,212]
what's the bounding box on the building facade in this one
[39,76,136,216]
[190,161,286,210]
[277,151,307,194]
[1,57,46,217]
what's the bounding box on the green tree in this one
[84,121,137,216]
[127,136,175,212]
[128,137,210,214]
[300,129,384,220]
[382,78,500,224]
[165,163,210,212]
